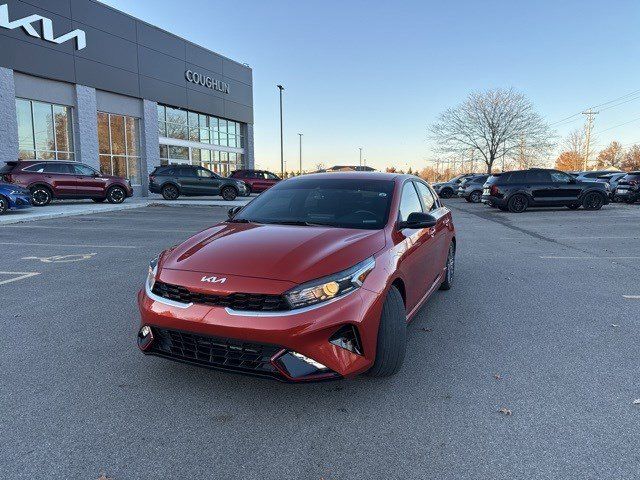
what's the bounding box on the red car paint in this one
[3,160,133,203]
[229,169,281,193]
[137,172,455,381]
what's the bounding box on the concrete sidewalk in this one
[0,195,254,225]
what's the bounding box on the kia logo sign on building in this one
[185,70,230,94]
[0,4,87,50]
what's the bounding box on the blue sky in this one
[103,0,640,172]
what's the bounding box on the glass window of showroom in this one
[16,98,74,160]
[98,112,142,185]
[157,105,245,176]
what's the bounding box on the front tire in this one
[439,242,456,291]
[469,191,482,203]
[106,186,126,204]
[507,194,528,213]
[221,186,238,201]
[0,196,8,215]
[367,286,406,377]
[30,185,52,206]
[440,188,454,199]
[161,184,180,200]
[582,192,604,210]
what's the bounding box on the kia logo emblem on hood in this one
[201,276,226,284]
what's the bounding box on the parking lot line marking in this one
[503,236,639,240]
[623,295,640,300]
[0,271,41,286]
[0,225,199,233]
[0,242,139,249]
[540,256,640,259]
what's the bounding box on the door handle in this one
[428,227,436,237]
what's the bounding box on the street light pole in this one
[359,147,363,167]
[298,133,303,175]
[277,85,285,177]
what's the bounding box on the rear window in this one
[0,162,17,174]
[153,166,174,175]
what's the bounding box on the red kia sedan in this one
[229,169,281,194]
[137,173,456,381]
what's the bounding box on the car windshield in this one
[233,177,395,230]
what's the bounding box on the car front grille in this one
[151,327,281,377]
[152,281,291,312]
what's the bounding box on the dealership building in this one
[0,0,254,195]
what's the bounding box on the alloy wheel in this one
[162,185,179,200]
[470,191,481,203]
[31,188,51,206]
[108,187,125,204]
[222,187,237,201]
[584,193,603,210]
[0,196,7,214]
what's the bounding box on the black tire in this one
[507,194,528,213]
[567,204,580,210]
[92,198,106,203]
[161,184,180,200]
[464,196,472,203]
[0,195,8,215]
[106,186,126,204]
[221,186,238,201]
[30,185,52,206]
[582,192,605,211]
[469,191,482,203]
[439,242,456,291]
[440,188,454,199]
[367,286,407,377]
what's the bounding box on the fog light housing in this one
[329,325,363,355]
[137,325,154,351]
[272,350,338,381]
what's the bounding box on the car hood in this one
[160,222,387,284]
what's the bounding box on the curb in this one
[0,202,150,226]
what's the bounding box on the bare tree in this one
[429,88,555,173]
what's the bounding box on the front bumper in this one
[7,192,32,209]
[137,278,385,382]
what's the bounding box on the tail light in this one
[490,185,500,196]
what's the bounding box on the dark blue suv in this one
[0,182,32,215]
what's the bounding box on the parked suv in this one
[431,173,478,198]
[596,172,627,201]
[574,170,623,182]
[456,174,489,203]
[614,172,640,204]
[482,168,610,213]
[149,165,247,201]
[1,161,133,206]
[229,169,281,194]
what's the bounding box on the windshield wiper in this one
[264,220,334,227]
[226,218,252,223]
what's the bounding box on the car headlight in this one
[147,255,159,291]
[284,257,375,309]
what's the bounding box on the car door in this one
[392,181,439,314]
[549,170,582,203]
[42,163,76,197]
[195,167,222,195]
[527,170,554,205]
[415,181,450,280]
[176,167,199,194]
[72,163,106,197]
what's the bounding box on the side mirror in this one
[228,206,242,219]
[397,212,437,230]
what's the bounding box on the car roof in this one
[291,171,402,182]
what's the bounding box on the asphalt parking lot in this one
[2,200,640,480]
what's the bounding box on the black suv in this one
[482,168,610,213]
[614,172,640,204]
[149,165,248,201]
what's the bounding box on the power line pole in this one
[298,133,303,175]
[277,85,285,177]
[582,109,599,170]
